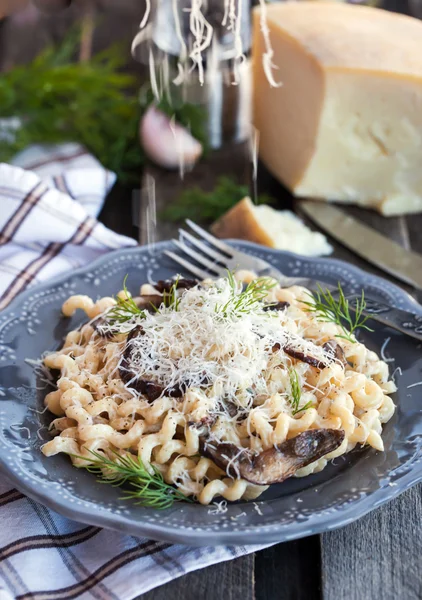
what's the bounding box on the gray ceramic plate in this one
[0,241,421,546]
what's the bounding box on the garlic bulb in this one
[140,105,203,170]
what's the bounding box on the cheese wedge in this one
[211,197,332,256]
[252,2,422,215]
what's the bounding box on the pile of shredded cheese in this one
[105,278,330,404]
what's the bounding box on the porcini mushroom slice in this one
[263,301,290,312]
[134,295,163,312]
[322,340,348,367]
[200,429,345,485]
[154,278,199,293]
[119,326,210,401]
[119,326,148,383]
[239,429,345,485]
[119,326,165,401]
[199,439,243,475]
[283,345,328,370]
[91,316,116,339]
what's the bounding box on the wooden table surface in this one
[2,0,422,598]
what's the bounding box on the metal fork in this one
[164,219,311,287]
[163,220,422,342]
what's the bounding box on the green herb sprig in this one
[217,272,276,317]
[106,276,146,325]
[289,369,313,416]
[160,176,274,223]
[72,450,191,509]
[0,35,143,182]
[162,275,181,311]
[302,284,373,343]
[0,30,208,183]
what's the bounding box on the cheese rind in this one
[252,2,422,215]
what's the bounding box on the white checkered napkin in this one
[0,145,269,600]
[0,143,137,310]
[0,476,268,600]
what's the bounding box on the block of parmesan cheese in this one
[211,197,332,256]
[252,2,422,215]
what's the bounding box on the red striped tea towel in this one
[0,145,268,600]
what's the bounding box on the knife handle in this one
[360,299,422,342]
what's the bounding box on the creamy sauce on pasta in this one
[41,272,396,505]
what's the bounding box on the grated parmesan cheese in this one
[407,381,422,389]
[113,278,330,405]
[10,424,31,439]
[253,502,263,516]
[208,500,228,515]
[380,337,394,363]
[230,511,246,520]
[391,366,403,382]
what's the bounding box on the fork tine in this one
[185,219,235,257]
[179,229,228,263]
[171,239,223,275]
[164,250,216,280]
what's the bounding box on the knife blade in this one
[298,200,422,291]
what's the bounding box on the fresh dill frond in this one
[217,273,276,317]
[106,276,146,325]
[71,450,191,509]
[226,269,237,294]
[0,31,209,183]
[302,283,373,343]
[288,369,313,416]
[163,276,181,311]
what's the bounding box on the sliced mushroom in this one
[119,325,149,387]
[322,340,348,367]
[224,401,240,418]
[165,383,186,398]
[120,326,210,401]
[200,429,345,485]
[263,301,290,312]
[216,399,248,421]
[119,326,164,401]
[134,294,163,312]
[136,380,164,401]
[276,339,347,370]
[283,345,328,370]
[119,363,165,401]
[165,373,211,398]
[155,278,199,293]
[91,316,117,339]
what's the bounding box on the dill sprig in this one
[217,272,276,317]
[106,276,146,325]
[288,369,313,416]
[0,30,208,183]
[163,276,181,311]
[302,283,373,343]
[72,450,191,509]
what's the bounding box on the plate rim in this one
[1,241,421,316]
[0,240,421,545]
